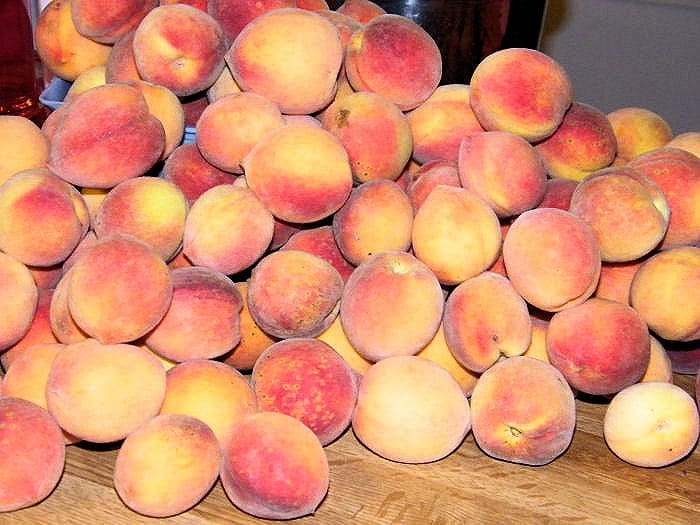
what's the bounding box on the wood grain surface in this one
[5,374,698,525]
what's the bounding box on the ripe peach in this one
[666,131,700,158]
[603,381,699,468]
[105,30,142,83]
[405,160,461,212]
[315,7,362,46]
[208,0,295,42]
[205,64,242,103]
[280,225,356,283]
[71,0,157,44]
[336,0,386,24]
[522,316,551,363]
[2,343,64,411]
[64,65,107,102]
[607,107,673,162]
[315,314,372,376]
[0,251,38,353]
[0,116,50,185]
[352,355,471,463]
[594,258,646,305]
[27,263,64,291]
[48,267,89,345]
[538,177,578,210]
[639,336,673,384]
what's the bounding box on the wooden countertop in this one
[5,374,698,525]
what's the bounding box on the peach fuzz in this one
[344,14,442,111]
[252,338,359,445]
[639,336,673,384]
[340,251,444,362]
[34,0,112,82]
[280,225,356,283]
[469,48,573,142]
[0,251,38,353]
[470,356,576,466]
[411,185,502,286]
[546,297,651,396]
[0,397,66,512]
[226,7,343,115]
[132,4,228,97]
[71,0,157,44]
[352,355,471,463]
[113,413,222,518]
[603,381,699,468]
[315,314,372,376]
[159,359,256,446]
[607,107,673,162]
[182,184,274,275]
[502,207,601,312]
[196,91,286,174]
[0,116,50,186]
[629,246,700,342]
[594,258,646,305]
[46,338,166,443]
[406,160,461,212]
[407,84,485,164]
[220,411,329,520]
[208,0,295,43]
[48,267,89,345]
[535,101,617,182]
[242,125,353,224]
[666,131,700,158]
[105,31,142,83]
[332,180,414,266]
[48,83,166,190]
[67,233,173,344]
[145,266,243,361]
[458,130,547,218]
[538,177,578,210]
[336,0,386,24]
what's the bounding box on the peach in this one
[208,0,296,43]
[297,0,329,10]
[406,160,461,212]
[315,8,362,46]
[320,91,413,183]
[629,246,700,342]
[639,336,674,384]
[336,0,386,24]
[344,14,442,111]
[49,83,166,189]
[470,355,576,466]
[247,249,344,338]
[226,7,343,115]
[48,266,89,345]
[603,381,699,468]
[268,217,302,251]
[158,359,257,446]
[332,180,414,266]
[113,413,222,517]
[67,233,173,344]
[546,297,651,396]
[0,397,66,512]
[144,266,243,361]
[0,116,50,185]
[220,411,329,520]
[352,355,471,463]
[522,316,551,363]
[407,84,485,164]
[568,166,669,262]
[607,107,673,162]
[315,314,372,376]
[64,65,107,102]
[281,225,356,283]
[538,177,578,210]
[594,258,646,305]
[0,251,38,353]
[181,91,210,126]
[340,251,444,361]
[252,338,358,445]
[104,30,142,83]
[666,131,700,158]
[34,0,112,82]
[242,125,353,224]
[132,4,228,97]
[458,130,547,218]
[182,184,274,275]
[502,207,601,312]
[46,338,167,442]
[411,185,502,285]
[28,263,64,291]
[196,92,286,174]
[71,0,157,43]
[206,63,242,103]
[535,102,617,182]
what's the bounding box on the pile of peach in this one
[1,0,699,519]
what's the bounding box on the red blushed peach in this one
[502,208,601,312]
[0,397,66,512]
[48,267,89,345]
[46,338,167,443]
[49,84,166,189]
[159,359,257,446]
[352,355,471,463]
[604,381,699,468]
[470,356,576,466]
[315,8,362,47]
[666,131,700,158]
[594,258,646,305]
[538,177,578,210]
[105,30,142,83]
[340,251,444,362]
[242,125,353,224]
[28,264,63,291]
[227,7,343,115]
[145,266,243,361]
[458,130,547,218]
[332,180,414,266]
[208,0,295,42]
[71,0,157,44]
[568,166,669,262]
[443,271,532,373]
[629,246,700,342]
[182,184,274,275]
[268,217,302,251]
[280,225,356,283]
[407,84,485,164]
[252,338,358,445]
[180,91,210,126]
[0,116,50,186]
[220,411,329,520]
[345,14,442,111]
[315,314,372,376]
[114,413,222,518]
[546,297,651,396]
[320,91,413,183]
[469,48,574,142]
[336,0,386,24]
[535,102,618,182]
[67,233,173,344]
[132,4,228,97]
[0,252,38,353]
[411,185,502,286]
[607,107,673,162]
[406,160,461,212]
